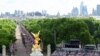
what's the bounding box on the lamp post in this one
[54,30,56,47]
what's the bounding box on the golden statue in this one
[31,31,41,52]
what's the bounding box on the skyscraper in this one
[42,10,47,16]
[80,1,88,16]
[80,1,84,16]
[83,6,88,16]
[97,5,100,16]
[71,7,79,16]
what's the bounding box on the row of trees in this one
[0,19,16,52]
[22,17,100,52]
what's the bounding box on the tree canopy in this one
[0,19,16,52]
[22,17,100,52]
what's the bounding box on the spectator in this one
[10,43,17,56]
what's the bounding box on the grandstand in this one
[52,39,100,56]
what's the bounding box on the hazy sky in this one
[0,0,100,15]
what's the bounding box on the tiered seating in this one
[52,39,100,56]
[52,50,100,56]
[52,47,66,56]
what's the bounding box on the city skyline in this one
[0,0,100,15]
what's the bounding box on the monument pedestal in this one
[30,49,43,56]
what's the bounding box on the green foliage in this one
[22,17,100,52]
[78,18,95,35]
[0,19,16,47]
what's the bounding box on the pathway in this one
[15,24,29,56]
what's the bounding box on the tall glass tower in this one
[80,1,88,16]
[80,1,84,16]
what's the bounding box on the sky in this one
[0,0,100,15]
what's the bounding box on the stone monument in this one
[30,31,43,56]
[2,45,6,56]
[47,44,51,56]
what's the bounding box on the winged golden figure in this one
[31,31,41,52]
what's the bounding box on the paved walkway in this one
[15,24,29,56]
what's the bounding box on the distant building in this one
[80,1,88,16]
[71,7,79,16]
[56,12,60,17]
[92,5,100,16]
[80,1,84,16]
[5,12,10,16]
[97,5,100,16]
[34,11,42,16]
[42,10,47,16]
[83,6,88,16]
[27,12,34,16]
[14,10,24,17]
[92,8,97,16]
[0,13,4,18]
[14,10,18,17]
